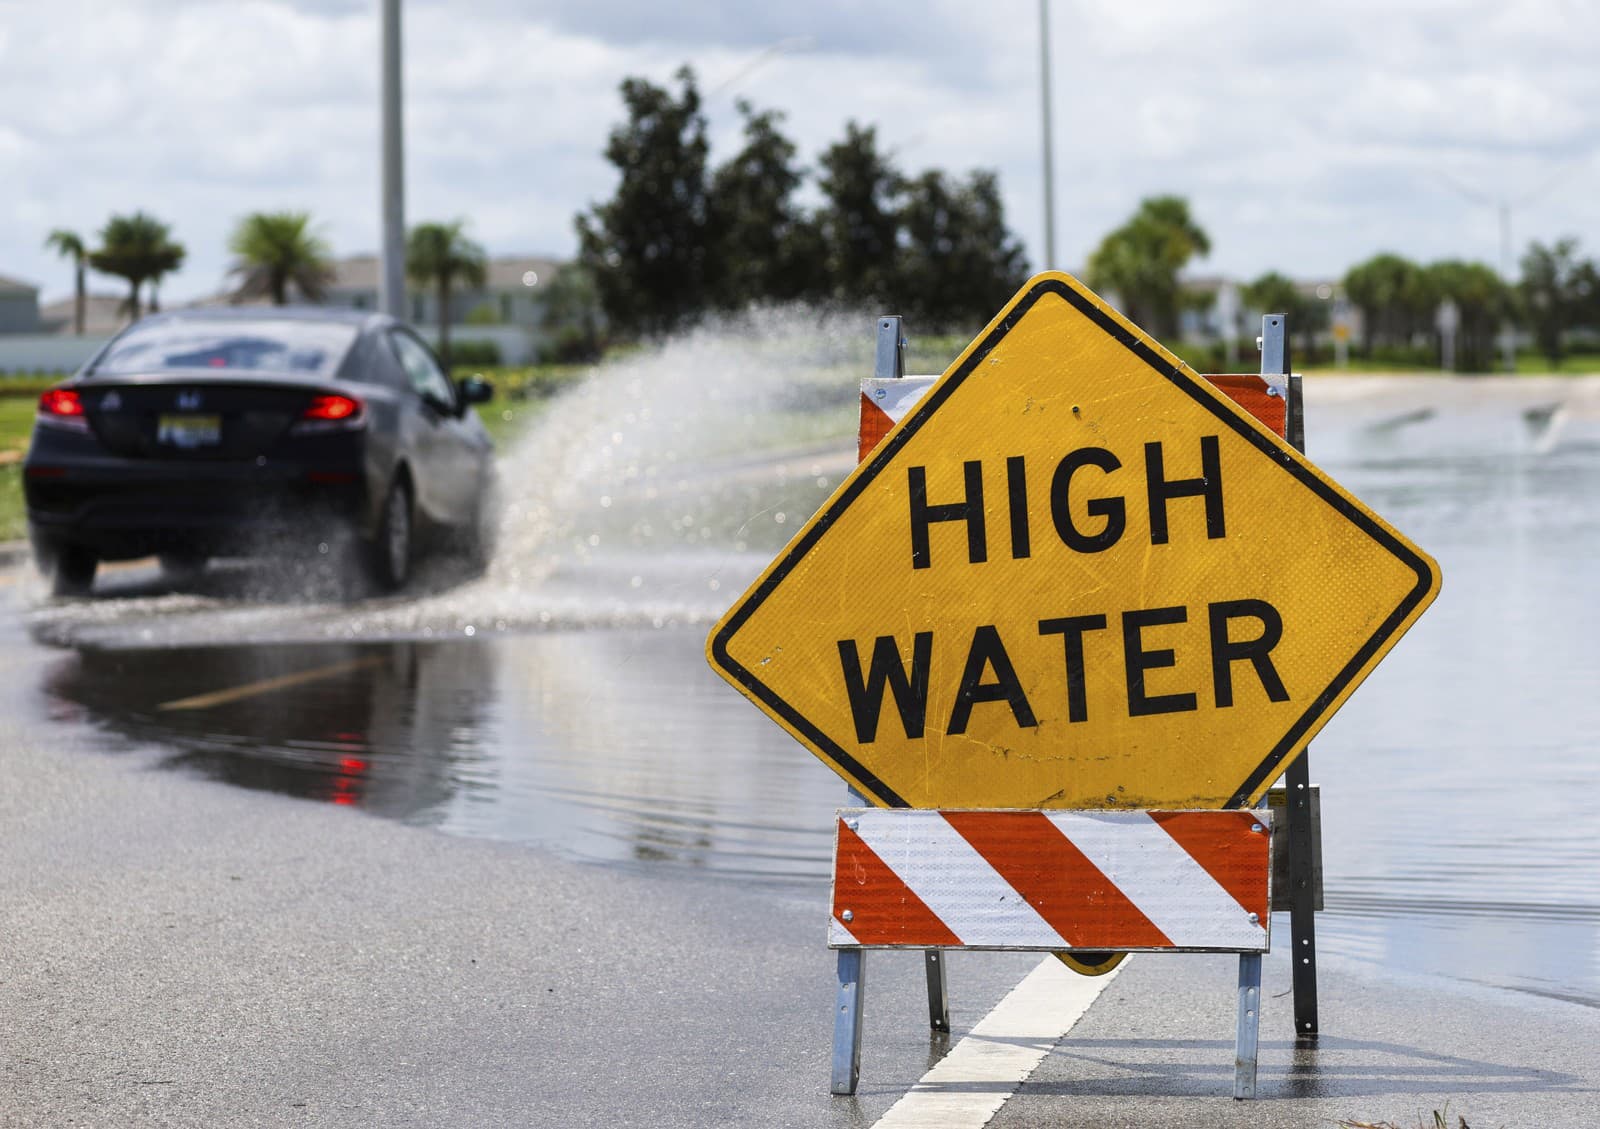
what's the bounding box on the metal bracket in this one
[1267,787,1323,911]
[875,316,906,380]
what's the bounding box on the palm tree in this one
[1086,196,1210,340]
[228,211,334,305]
[88,212,185,320]
[44,229,88,335]
[1343,253,1429,356]
[406,220,487,370]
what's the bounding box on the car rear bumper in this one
[25,459,370,562]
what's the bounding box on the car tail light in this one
[293,393,366,433]
[37,388,89,432]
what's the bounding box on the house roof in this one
[326,254,566,293]
[38,293,130,336]
[0,273,39,296]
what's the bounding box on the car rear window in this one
[93,319,360,377]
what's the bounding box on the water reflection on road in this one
[46,628,844,881]
[29,372,1600,1010]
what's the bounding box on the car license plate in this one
[156,413,222,448]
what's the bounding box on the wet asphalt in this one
[4,575,1599,1128]
[0,564,1047,1128]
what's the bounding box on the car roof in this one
[133,306,395,332]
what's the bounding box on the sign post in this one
[707,272,1441,1098]
[1261,312,1323,1038]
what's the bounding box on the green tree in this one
[1086,196,1210,340]
[1240,271,1325,362]
[228,211,334,305]
[88,211,185,320]
[539,265,605,362]
[709,100,824,308]
[576,66,715,338]
[44,229,88,335]
[1342,253,1434,356]
[1425,260,1509,372]
[406,220,488,370]
[897,169,1029,332]
[1518,238,1600,367]
[815,122,904,307]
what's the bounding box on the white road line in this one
[871,955,1125,1129]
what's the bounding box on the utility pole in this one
[1498,201,1515,372]
[380,0,406,319]
[1038,0,1056,270]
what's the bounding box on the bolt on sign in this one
[707,272,1440,811]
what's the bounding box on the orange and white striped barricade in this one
[830,807,1274,1098]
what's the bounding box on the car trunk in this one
[80,376,322,461]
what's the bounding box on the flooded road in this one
[21,350,1600,1012]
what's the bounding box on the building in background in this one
[323,254,566,365]
[38,293,133,337]
[1178,275,1360,363]
[0,274,42,334]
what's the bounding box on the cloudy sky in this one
[2,0,1596,305]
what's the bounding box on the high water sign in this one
[707,272,1440,811]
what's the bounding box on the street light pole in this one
[1039,0,1056,271]
[380,0,406,319]
[1499,201,1514,373]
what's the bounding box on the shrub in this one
[449,340,502,366]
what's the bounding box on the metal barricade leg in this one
[832,948,867,1095]
[1234,952,1262,1100]
[924,950,950,1032]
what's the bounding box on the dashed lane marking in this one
[156,657,383,712]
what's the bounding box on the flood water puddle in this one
[43,628,845,882]
[28,368,1600,1011]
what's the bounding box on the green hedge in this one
[0,374,69,397]
[449,363,592,401]
[445,340,503,366]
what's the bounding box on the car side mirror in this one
[456,376,494,407]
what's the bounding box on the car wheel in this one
[367,478,413,592]
[52,546,98,598]
[158,551,209,583]
[459,474,499,573]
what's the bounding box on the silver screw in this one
[1250,824,1264,834]
[1248,912,1260,923]
[841,909,854,922]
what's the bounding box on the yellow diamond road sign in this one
[707,272,1441,811]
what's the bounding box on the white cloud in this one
[1,0,1595,306]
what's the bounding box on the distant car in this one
[24,307,496,596]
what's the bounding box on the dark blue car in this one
[24,307,495,596]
